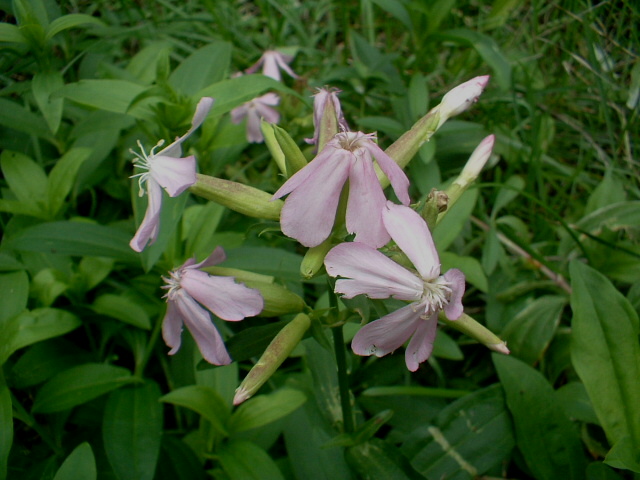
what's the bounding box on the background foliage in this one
[1,0,639,479]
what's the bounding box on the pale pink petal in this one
[231,104,249,124]
[382,202,440,280]
[461,135,495,180]
[274,53,298,79]
[150,155,197,196]
[405,314,438,371]
[162,300,183,355]
[181,270,263,321]
[245,107,264,143]
[256,92,280,106]
[363,141,410,205]
[345,154,390,248]
[260,53,281,81]
[278,150,351,247]
[173,289,232,365]
[351,303,422,357]
[191,246,227,270]
[442,268,465,320]
[325,242,423,301]
[272,143,338,199]
[159,97,215,158]
[130,178,163,252]
[254,101,280,124]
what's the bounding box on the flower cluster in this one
[128,71,499,371]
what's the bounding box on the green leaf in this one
[103,382,163,480]
[45,14,103,42]
[604,436,640,473]
[228,388,306,434]
[32,71,64,134]
[169,41,232,96]
[556,382,599,425]
[9,308,81,355]
[0,150,48,216]
[10,339,90,388]
[0,98,55,142]
[0,270,29,323]
[6,221,138,263]
[223,247,305,283]
[432,330,463,360]
[91,294,151,330]
[370,0,413,32]
[439,29,512,90]
[570,261,640,454]
[501,295,566,365]
[52,442,96,480]
[347,438,418,480]
[0,371,12,480]
[494,354,587,480]
[160,385,230,436]
[404,384,514,480]
[0,23,26,43]
[433,188,478,251]
[217,440,284,480]
[32,363,134,413]
[57,80,147,113]
[46,148,91,217]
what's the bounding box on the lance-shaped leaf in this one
[570,260,640,470]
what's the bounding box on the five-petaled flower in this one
[245,49,298,81]
[161,247,264,365]
[130,97,214,252]
[272,131,411,248]
[231,92,280,143]
[324,202,466,371]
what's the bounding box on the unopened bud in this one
[437,75,490,129]
[273,124,308,176]
[301,237,334,279]
[456,134,495,185]
[311,87,345,150]
[438,311,509,355]
[261,120,287,175]
[438,135,495,225]
[242,280,306,317]
[190,174,282,221]
[234,313,311,405]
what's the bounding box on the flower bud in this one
[234,313,311,405]
[190,174,282,220]
[438,135,495,225]
[273,124,308,176]
[300,237,334,279]
[261,120,287,175]
[437,75,490,129]
[438,311,509,355]
[242,280,306,317]
[421,188,449,230]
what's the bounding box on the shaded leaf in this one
[103,382,163,480]
[217,440,284,480]
[32,363,134,413]
[52,442,96,480]
[494,354,586,480]
[160,385,230,436]
[228,388,306,434]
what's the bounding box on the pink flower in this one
[245,49,298,81]
[305,87,349,145]
[324,202,466,371]
[272,131,411,248]
[162,247,264,365]
[130,97,214,252]
[231,92,280,143]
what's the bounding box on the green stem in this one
[332,326,354,434]
[135,313,163,377]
